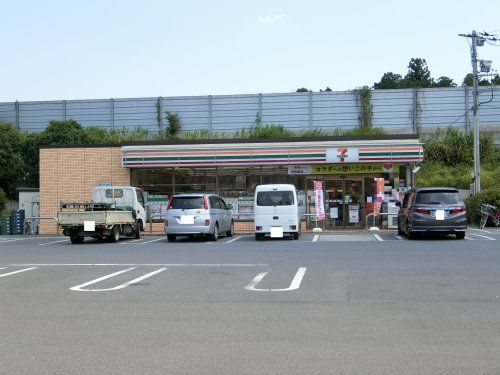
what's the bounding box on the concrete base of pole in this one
[368,227,380,232]
[312,227,323,233]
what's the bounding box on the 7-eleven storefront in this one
[39,135,423,234]
[123,135,423,230]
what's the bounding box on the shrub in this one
[464,188,500,225]
[166,112,181,137]
[423,126,495,166]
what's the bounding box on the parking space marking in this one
[245,267,307,292]
[39,239,68,246]
[372,234,384,241]
[469,228,493,234]
[0,267,37,279]
[395,235,404,240]
[312,235,319,242]
[470,233,495,241]
[465,236,474,240]
[120,239,145,245]
[0,238,28,244]
[138,238,164,245]
[70,267,167,292]
[224,236,241,244]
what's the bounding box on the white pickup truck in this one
[58,186,147,244]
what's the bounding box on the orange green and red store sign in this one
[121,145,423,168]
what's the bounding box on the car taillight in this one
[256,226,262,231]
[450,206,466,215]
[164,219,168,226]
[203,195,209,210]
[205,219,210,226]
[290,225,297,230]
[413,206,430,215]
[166,196,173,210]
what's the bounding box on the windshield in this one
[415,191,460,205]
[257,191,294,206]
[171,197,204,209]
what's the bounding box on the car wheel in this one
[134,221,141,239]
[167,234,176,242]
[210,224,219,241]
[407,229,417,240]
[455,232,465,240]
[70,233,84,244]
[109,225,120,243]
[397,223,404,236]
[293,232,299,240]
[255,233,264,241]
[226,221,234,237]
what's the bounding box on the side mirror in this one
[226,204,233,210]
[395,201,402,208]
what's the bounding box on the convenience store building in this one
[39,135,423,234]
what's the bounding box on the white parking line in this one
[395,235,404,240]
[0,267,37,278]
[245,267,307,292]
[0,238,28,244]
[39,239,68,246]
[372,234,384,241]
[312,235,319,242]
[119,239,145,245]
[138,238,164,245]
[465,236,474,240]
[469,228,493,234]
[470,233,495,241]
[70,267,167,292]
[224,236,241,244]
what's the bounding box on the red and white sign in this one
[314,181,325,221]
[326,147,359,163]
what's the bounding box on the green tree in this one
[0,123,25,198]
[296,88,311,92]
[0,187,6,211]
[373,72,403,89]
[462,73,490,86]
[433,76,457,87]
[404,58,434,88]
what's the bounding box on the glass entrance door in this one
[307,177,364,229]
[324,179,343,228]
[344,179,363,228]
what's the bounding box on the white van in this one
[253,184,300,240]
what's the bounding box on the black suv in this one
[397,188,467,239]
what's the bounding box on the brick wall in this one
[39,147,130,234]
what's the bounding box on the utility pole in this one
[471,30,480,194]
[459,30,498,194]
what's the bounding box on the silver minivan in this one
[164,194,234,242]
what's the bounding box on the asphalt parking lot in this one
[1,229,500,374]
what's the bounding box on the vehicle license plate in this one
[270,226,283,238]
[180,216,194,224]
[435,210,445,220]
[84,221,95,231]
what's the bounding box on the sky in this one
[1,0,499,101]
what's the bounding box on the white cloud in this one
[257,14,285,24]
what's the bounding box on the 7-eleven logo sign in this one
[326,147,359,163]
[337,148,348,162]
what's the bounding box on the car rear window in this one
[171,197,204,209]
[257,191,294,206]
[415,191,460,204]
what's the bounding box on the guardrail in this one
[23,217,59,235]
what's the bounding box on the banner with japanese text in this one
[314,181,325,221]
